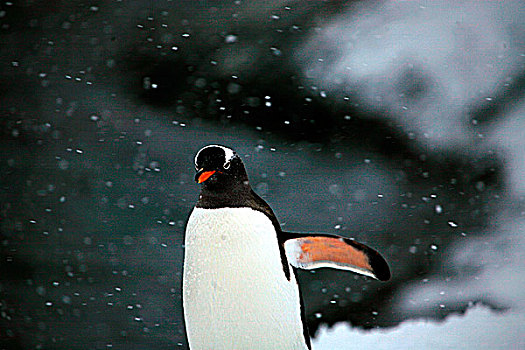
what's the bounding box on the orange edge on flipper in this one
[295,236,372,271]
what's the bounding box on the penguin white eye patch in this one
[194,145,235,169]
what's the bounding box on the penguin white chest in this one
[183,207,308,350]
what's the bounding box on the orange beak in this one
[197,170,216,183]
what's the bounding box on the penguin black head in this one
[194,145,248,186]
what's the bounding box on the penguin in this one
[183,145,391,350]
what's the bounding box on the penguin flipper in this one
[282,233,391,281]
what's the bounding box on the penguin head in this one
[194,145,248,186]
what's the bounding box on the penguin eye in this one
[223,161,231,170]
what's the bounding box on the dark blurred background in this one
[1,0,524,349]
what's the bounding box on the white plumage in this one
[183,207,309,350]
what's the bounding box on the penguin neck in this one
[196,174,253,209]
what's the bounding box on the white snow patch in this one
[313,305,524,350]
[296,0,524,150]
